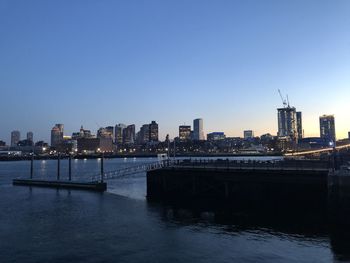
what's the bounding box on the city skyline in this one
[1,111,348,146]
[1,1,349,142]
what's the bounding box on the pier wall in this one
[147,167,329,210]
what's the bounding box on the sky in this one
[0,0,349,143]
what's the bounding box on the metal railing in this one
[92,159,176,181]
[173,159,330,172]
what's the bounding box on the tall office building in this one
[319,115,336,144]
[11,130,20,146]
[27,132,33,142]
[56,124,64,134]
[244,130,254,140]
[115,124,126,145]
[149,121,159,142]
[51,124,64,147]
[193,118,205,141]
[296,112,303,140]
[179,125,191,141]
[277,106,298,142]
[138,124,150,144]
[123,124,135,144]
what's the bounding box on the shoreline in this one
[0,153,283,162]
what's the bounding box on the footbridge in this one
[13,157,175,192]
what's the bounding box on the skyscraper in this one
[296,112,303,140]
[193,118,205,141]
[27,131,33,142]
[149,121,159,142]
[11,130,20,146]
[56,124,64,134]
[277,106,298,142]
[115,124,126,145]
[51,124,64,147]
[179,125,191,141]
[319,115,336,144]
[123,124,135,144]
[138,124,150,144]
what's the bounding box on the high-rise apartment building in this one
[179,125,191,141]
[277,106,298,142]
[319,115,336,144]
[149,121,159,142]
[193,118,205,141]
[11,130,20,146]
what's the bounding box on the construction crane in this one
[278,89,288,108]
[277,89,298,145]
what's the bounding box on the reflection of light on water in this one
[133,157,136,162]
[39,160,48,178]
[97,158,101,162]
[123,157,127,162]
[74,159,78,162]
[84,158,87,162]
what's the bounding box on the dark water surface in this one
[0,158,349,262]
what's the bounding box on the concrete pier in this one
[147,160,330,210]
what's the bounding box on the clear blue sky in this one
[0,0,349,143]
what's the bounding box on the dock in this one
[12,153,107,192]
[13,179,107,192]
[12,154,172,192]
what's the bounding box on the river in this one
[0,157,348,262]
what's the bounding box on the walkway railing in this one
[173,159,330,172]
[92,159,176,181]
